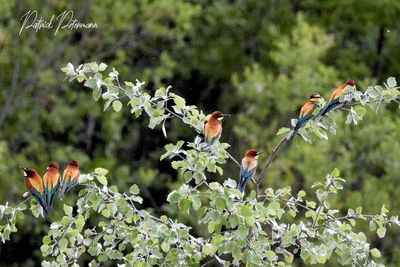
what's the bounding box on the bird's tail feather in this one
[237,182,245,193]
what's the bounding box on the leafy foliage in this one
[2,1,400,266]
[2,63,399,266]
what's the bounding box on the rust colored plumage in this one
[204,111,224,146]
[329,79,355,101]
[60,160,80,198]
[43,162,60,210]
[316,79,355,119]
[238,149,260,192]
[299,100,316,118]
[287,93,321,139]
[23,167,47,214]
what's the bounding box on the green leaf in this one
[239,206,253,217]
[207,222,215,234]
[166,191,179,204]
[229,215,239,228]
[59,238,68,250]
[101,209,110,218]
[179,198,191,214]
[160,215,168,222]
[191,196,201,211]
[387,77,397,88]
[98,63,108,71]
[215,198,226,212]
[173,95,186,109]
[370,248,381,258]
[129,184,140,195]
[377,227,386,238]
[96,175,108,186]
[93,88,102,101]
[331,168,340,177]
[112,100,122,112]
[276,127,291,136]
[84,78,98,90]
[75,215,85,232]
[305,210,315,219]
[202,244,216,256]
[61,62,75,75]
[356,207,362,214]
[148,116,163,129]
[245,216,254,226]
[95,168,109,176]
[298,190,306,198]
[317,255,327,264]
[42,235,51,245]
[265,250,276,259]
[161,241,170,253]
[63,204,72,217]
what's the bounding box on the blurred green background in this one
[0,0,400,266]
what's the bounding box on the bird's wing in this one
[204,122,222,143]
[27,180,47,214]
[330,83,346,101]
[60,170,79,196]
[238,159,256,192]
[248,160,258,174]
[294,102,315,131]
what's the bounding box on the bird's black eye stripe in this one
[310,94,321,99]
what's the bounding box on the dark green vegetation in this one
[0,1,399,266]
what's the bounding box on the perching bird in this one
[204,111,229,146]
[22,167,47,214]
[60,160,80,198]
[43,163,60,211]
[315,79,356,120]
[238,149,261,193]
[287,93,322,139]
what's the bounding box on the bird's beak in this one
[255,152,263,159]
[218,114,230,121]
[19,166,27,177]
[311,97,321,103]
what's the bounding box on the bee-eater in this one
[43,162,60,211]
[287,93,322,139]
[315,79,356,120]
[60,160,80,198]
[22,167,47,214]
[204,111,229,146]
[238,149,261,193]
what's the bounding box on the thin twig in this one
[200,258,215,267]
[227,151,240,167]
[254,136,288,195]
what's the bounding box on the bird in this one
[315,79,356,120]
[59,160,80,198]
[22,167,48,214]
[238,149,261,193]
[204,111,229,147]
[287,93,322,139]
[43,162,60,211]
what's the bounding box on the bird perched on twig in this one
[204,111,229,147]
[22,167,48,214]
[60,160,80,198]
[43,162,60,212]
[287,93,322,139]
[238,149,261,193]
[315,79,356,121]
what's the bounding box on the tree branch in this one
[254,136,288,194]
